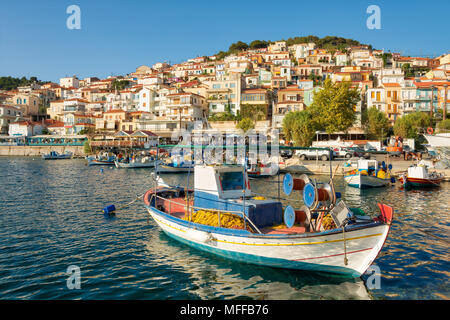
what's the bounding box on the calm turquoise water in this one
[0,158,449,300]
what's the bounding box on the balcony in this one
[207,95,230,103]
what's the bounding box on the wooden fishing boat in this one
[399,164,444,188]
[87,153,116,166]
[247,161,279,178]
[344,160,394,189]
[114,157,159,168]
[42,151,73,160]
[155,154,194,173]
[143,165,394,277]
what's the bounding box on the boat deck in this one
[159,196,307,235]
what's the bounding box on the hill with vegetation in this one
[215,35,371,59]
[0,76,50,91]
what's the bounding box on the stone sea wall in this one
[0,146,85,157]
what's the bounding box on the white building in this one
[59,76,80,89]
[0,105,23,134]
[8,121,43,136]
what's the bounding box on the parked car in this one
[295,148,334,161]
[280,149,294,159]
[364,145,378,152]
[345,147,371,159]
[333,147,354,159]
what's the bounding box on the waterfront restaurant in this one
[0,135,26,146]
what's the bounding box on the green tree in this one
[401,63,415,78]
[393,112,431,139]
[236,117,255,133]
[308,78,360,134]
[282,110,317,146]
[83,140,92,154]
[362,107,391,140]
[111,79,130,91]
[239,104,267,121]
[437,119,450,131]
[228,41,248,53]
[249,40,269,49]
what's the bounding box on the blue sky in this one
[0,0,448,82]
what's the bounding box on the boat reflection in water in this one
[144,230,372,300]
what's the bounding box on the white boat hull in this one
[156,163,194,173]
[344,174,391,189]
[146,207,390,277]
[114,160,158,168]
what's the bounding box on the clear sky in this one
[0,0,448,82]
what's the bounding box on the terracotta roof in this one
[105,109,126,113]
[47,121,65,128]
[382,83,401,87]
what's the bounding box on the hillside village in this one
[1,39,449,146]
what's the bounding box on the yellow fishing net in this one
[252,196,266,200]
[322,215,337,230]
[186,210,246,229]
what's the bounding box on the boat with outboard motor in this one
[143,164,394,277]
[344,159,395,189]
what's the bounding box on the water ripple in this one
[0,158,448,300]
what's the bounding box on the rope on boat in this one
[342,223,348,266]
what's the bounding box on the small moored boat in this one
[87,153,116,166]
[42,151,73,160]
[115,155,159,168]
[155,154,194,173]
[344,159,394,189]
[399,164,444,188]
[247,159,279,178]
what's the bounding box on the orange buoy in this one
[427,127,434,134]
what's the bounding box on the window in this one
[230,83,235,88]
[387,91,391,98]
[371,92,375,99]
[219,171,243,191]
[213,84,221,89]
